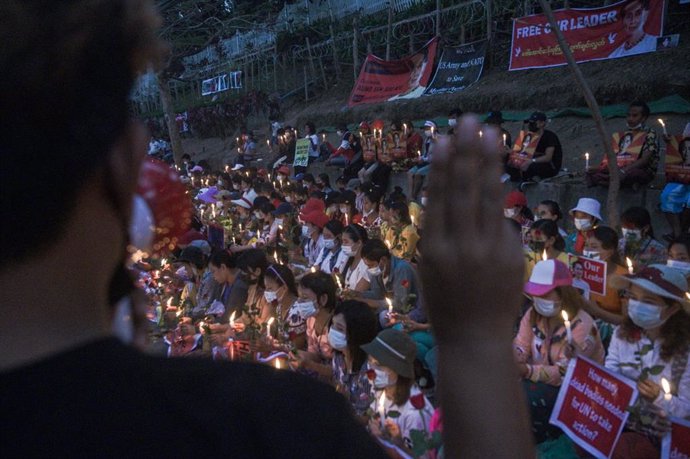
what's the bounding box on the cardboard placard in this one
[293,138,310,167]
[508,130,542,169]
[661,417,690,459]
[568,254,607,296]
[550,356,638,459]
[601,130,649,168]
[665,134,690,184]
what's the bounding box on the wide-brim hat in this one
[361,329,416,379]
[230,197,253,209]
[611,264,690,312]
[524,259,573,297]
[570,197,603,222]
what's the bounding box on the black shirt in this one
[535,129,563,171]
[0,338,387,458]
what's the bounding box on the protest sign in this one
[508,130,542,169]
[424,40,486,96]
[568,254,607,296]
[665,135,690,184]
[207,224,225,250]
[600,130,649,168]
[201,74,229,96]
[509,0,665,71]
[293,138,310,167]
[550,356,638,459]
[662,417,690,459]
[348,38,438,107]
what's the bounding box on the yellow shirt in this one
[384,224,420,260]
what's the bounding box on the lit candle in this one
[403,123,407,135]
[410,215,415,227]
[417,149,421,158]
[626,257,634,275]
[274,250,279,264]
[236,137,239,143]
[386,297,393,316]
[211,204,216,219]
[478,130,483,139]
[344,212,349,225]
[334,273,343,291]
[585,152,590,170]
[542,249,548,261]
[267,139,270,147]
[322,134,326,142]
[229,340,235,361]
[161,258,168,267]
[266,317,275,338]
[310,266,317,273]
[502,133,507,146]
[430,127,435,137]
[378,391,386,420]
[198,321,206,334]
[661,377,672,411]
[257,229,261,240]
[274,359,281,370]
[239,222,243,232]
[229,310,236,327]
[561,310,573,345]
[166,297,173,309]
[658,118,667,136]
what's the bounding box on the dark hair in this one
[240,175,253,185]
[629,99,650,118]
[237,249,269,288]
[300,272,337,312]
[333,300,379,372]
[2,0,164,264]
[362,239,390,262]
[317,173,331,187]
[302,173,315,183]
[257,202,276,216]
[364,189,382,210]
[388,201,412,225]
[181,153,191,161]
[539,200,562,221]
[265,263,298,297]
[304,122,316,135]
[386,187,407,205]
[343,224,368,244]
[209,250,238,270]
[621,206,654,238]
[591,226,622,266]
[622,0,650,16]
[448,108,463,117]
[531,219,565,251]
[324,219,344,237]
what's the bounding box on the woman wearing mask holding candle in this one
[514,259,605,443]
[329,300,379,418]
[341,224,371,293]
[236,249,272,329]
[313,220,348,275]
[525,219,569,280]
[364,329,434,453]
[618,206,668,270]
[382,200,419,261]
[264,264,312,351]
[605,265,690,458]
[565,197,602,255]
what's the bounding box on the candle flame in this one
[167,297,173,308]
[267,317,275,326]
[661,377,671,395]
[585,152,590,160]
[686,292,690,301]
[626,257,634,274]
[229,311,236,327]
[561,310,569,322]
[274,250,279,263]
[378,391,386,415]
[386,298,393,313]
[161,258,168,266]
[274,359,280,369]
[198,321,205,332]
[658,118,666,128]
[478,130,483,138]
[542,249,548,261]
[310,266,316,273]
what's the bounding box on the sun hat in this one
[272,202,294,216]
[504,190,527,209]
[423,120,437,129]
[570,197,603,221]
[611,264,690,312]
[302,211,330,229]
[230,197,253,209]
[361,329,416,379]
[524,259,573,297]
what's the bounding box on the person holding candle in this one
[364,329,434,453]
[328,300,379,418]
[565,197,602,254]
[605,264,690,458]
[313,220,348,275]
[205,251,248,344]
[341,224,371,293]
[264,264,312,351]
[235,249,273,328]
[407,120,437,201]
[293,272,338,380]
[381,199,420,261]
[524,219,569,281]
[618,206,668,269]
[514,259,605,443]
[300,210,328,267]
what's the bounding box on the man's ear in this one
[105,122,147,217]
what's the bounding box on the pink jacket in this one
[513,307,605,386]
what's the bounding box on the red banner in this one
[661,417,690,459]
[348,38,438,107]
[550,356,638,458]
[510,0,665,71]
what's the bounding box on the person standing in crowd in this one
[619,206,668,269]
[566,197,603,254]
[586,100,660,189]
[606,265,690,458]
[304,122,320,165]
[365,329,434,454]
[506,111,563,184]
[514,260,605,443]
[329,300,379,418]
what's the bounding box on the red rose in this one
[410,393,425,410]
[366,369,376,381]
[401,279,410,289]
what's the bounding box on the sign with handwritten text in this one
[662,417,690,459]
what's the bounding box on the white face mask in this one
[667,259,690,275]
[328,328,347,350]
[574,218,593,231]
[277,174,286,181]
[285,196,292,203]
[627,299,667,330]
[341,244,355,257]
[622,228,643,242]
[533,297,560,317]
[275,218,284,226]
[254,211,263,219]
[420,197,428,207]
[582,250,600,260]
[448,118,457,127]
[323,238,336,250]
[367,266,382,277]
[302,225,312,237]
[373,368,397,389]
[424,130,433,138]
[340,206,349,214]
[294,300,317,318]
[264,290,278,303]
[504,208,518,219]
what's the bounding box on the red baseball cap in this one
[302,211,330,229]
[504,190,527,208]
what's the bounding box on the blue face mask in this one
[627,299,667,330]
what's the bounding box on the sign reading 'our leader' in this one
[510,0,665,71]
